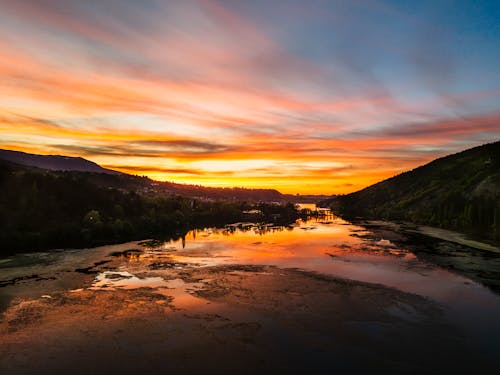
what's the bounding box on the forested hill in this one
[0,160,299,253]
[0,149,120,174]
[322,141,500,240]
[0,149,285,202]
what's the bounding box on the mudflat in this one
[1,258,496,374]
[2,220,500,374]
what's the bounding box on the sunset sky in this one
[1,0,499,194]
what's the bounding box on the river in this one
[1,216,499,373]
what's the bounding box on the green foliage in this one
[327,141,500,241]
[0,162,299,255]
[84,210,102,226]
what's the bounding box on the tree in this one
[83,210,102,226]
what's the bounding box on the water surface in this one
[1,216,500,370]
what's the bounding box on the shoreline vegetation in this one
[0,160,304,255]
[1,141,499,255]
[321,141,500,242]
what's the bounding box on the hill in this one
[321,141,500,240]
[0,149,285,202]
[0,160,299,254]
[0,149,120,174]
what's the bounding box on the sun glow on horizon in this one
[0,0,499,194]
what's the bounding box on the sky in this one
[0,0,499,194]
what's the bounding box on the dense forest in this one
[321,141,500,241]
[0,161,299,255]
[0,148,286,202]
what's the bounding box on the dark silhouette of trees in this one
[325,141,500,241]
[0,161,299,255]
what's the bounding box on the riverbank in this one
[350,220,500,293]
[2,221,500,373]
[2,260,495,374]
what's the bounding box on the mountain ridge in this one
[0,149,288,202]
[0,148,330,202]
[320,141,500,240]
[0,149,120,175]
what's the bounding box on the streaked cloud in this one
[0,0,499,193]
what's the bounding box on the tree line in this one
[328,141,500,241]
[0,162,299,255]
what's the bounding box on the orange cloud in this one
[0,1,499,194]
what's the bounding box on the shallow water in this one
[162,218,500,357]
[1,216,500,368]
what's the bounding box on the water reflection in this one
[89,271,208,310]
[2,215,499,370]
[117,216,499,357]
[126,217,493,306]
[91,271,169,290]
